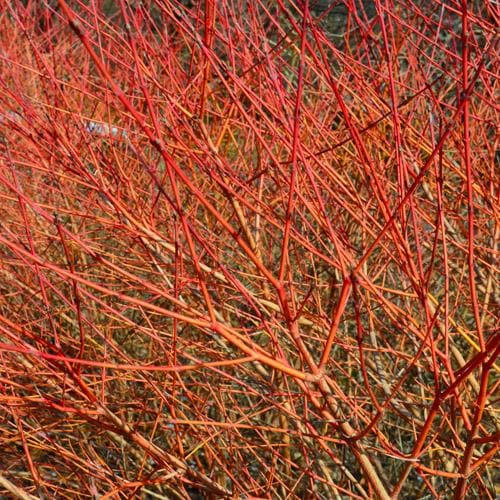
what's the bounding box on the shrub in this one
[0,1,497,498]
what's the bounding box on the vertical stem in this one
[278,0,309,282]
[454,2,487,496]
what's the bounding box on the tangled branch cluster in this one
[0,1,498,498]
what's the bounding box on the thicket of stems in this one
[0,1,497,498]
